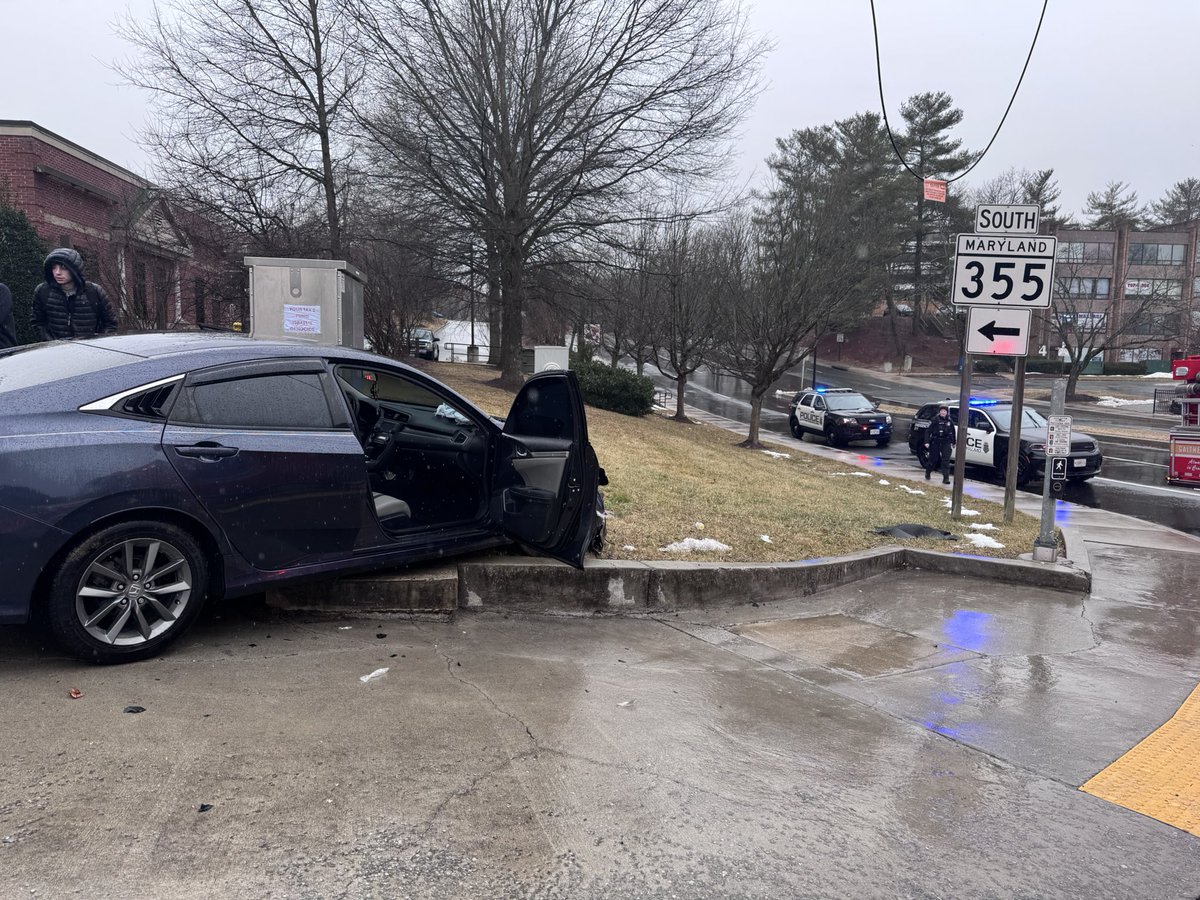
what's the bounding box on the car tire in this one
[825,426,845,448]
[45,520,210,664]
[789,417,803,439]
[876,437,891,448]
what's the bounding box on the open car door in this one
[494,371,600,568]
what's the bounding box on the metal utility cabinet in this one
[245,257,366,349]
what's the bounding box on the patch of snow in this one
[878,479,890,486]
[659,537,732,553]
[359,668,390,683]
[961,508,981,517]
[970,523,1000,531]
[1096,396,1152,408]
[1141,371,1175,378]
[761,450,791,459]
[773,389,794,398]
[622,545,637,551]
[898,485,925,495]
[851,472,872,477]
[963,533,1005,550]
[760,535,773,543]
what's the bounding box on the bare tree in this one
[118,0,362,257]
[713,147,879,447]
[1050,256,1186,398]
[652,219,724,422]
[595,221,664,374]
[353,0,765,385]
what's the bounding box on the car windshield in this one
[824,393,872,411]
[987,408,1048,430]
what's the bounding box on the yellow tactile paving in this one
[1081,683,1200,836]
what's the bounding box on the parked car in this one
[907,399,1103,485]
[788,387,893,447]
[409,327,440,360]
[0,334,602,663]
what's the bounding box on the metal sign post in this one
[950,204,1053,526]
[1002,356,1027,524]
[1033,379,1068,561]
[950,354,972,520]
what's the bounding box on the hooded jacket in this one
[31,248,118,341]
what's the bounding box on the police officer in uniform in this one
[924,405,956,484]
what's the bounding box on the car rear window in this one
[0,342,130,395]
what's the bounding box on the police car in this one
[788,388,893,447]
[907,399,1103,485]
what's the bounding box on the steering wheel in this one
[364,422,400,472]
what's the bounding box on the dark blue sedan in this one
[0,334,601,663]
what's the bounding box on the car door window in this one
[968,410,993,432]
[172,373,335,429]
[799,395,814,408]
[813,397,825,411]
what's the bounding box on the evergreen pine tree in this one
[0,200,48,346]
[1151,178,1200,225]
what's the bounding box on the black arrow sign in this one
[978,320,1022,342]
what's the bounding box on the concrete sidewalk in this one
[4,551,1199,898]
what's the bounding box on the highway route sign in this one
[965,307,1032,357]
[1050,457,1067,480]
[952,234,1057,308]
[1046,415,1072,456]
[974,204,1040,235]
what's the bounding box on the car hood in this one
[830,406,884,416]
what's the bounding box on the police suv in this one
[788,388,893,448]
[908,399,1103,485]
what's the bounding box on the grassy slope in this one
[423,362,1044,562]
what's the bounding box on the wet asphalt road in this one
[643,364,1200,537]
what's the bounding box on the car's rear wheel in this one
[789,417,803,439]
[46,520,210,664]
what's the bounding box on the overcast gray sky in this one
[3,0,1197,217]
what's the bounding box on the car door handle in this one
[174,443,239,460]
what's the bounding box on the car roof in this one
[0,333,425,413]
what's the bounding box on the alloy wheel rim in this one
[74,538,193,646]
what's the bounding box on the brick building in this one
[1038,222,1200,365]
[0,120,238,331]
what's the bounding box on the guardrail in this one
[440,342,491,363]
[1154,386,1183,416]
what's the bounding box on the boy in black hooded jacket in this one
[30,248,118,341]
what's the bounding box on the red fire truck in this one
[1168,354,1200,485]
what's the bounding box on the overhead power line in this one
[869,0,1049,185]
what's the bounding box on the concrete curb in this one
[268,546,1085,618]
[268,544,1091,618]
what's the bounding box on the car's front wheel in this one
[46,520,210,664]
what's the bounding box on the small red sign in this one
[923,178,947,203]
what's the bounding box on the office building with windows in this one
[1041,222,1199,365]
[0,120,235,332]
